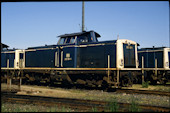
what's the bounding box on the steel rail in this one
[115,89,170,97]
[1,92,170,112]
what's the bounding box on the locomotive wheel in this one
[121,76,132,87]
[1,75,6,83]
[150,79,157,85]
[101,82,109,90]
[157,74,167,85]
[150,74,157,85]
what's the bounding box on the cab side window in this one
[65,37,71,44]
[78,35,88,43]
[58,37,76,45]
[58,37,66,45]
[70,37,75,43]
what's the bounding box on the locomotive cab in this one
[57,30,100,45]
[56,30,101,68]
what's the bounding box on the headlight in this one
[120,59,123,66]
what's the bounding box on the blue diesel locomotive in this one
[1,49,24,69]
[1,30,141,88]
[138,47,170,84]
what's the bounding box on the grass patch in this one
[92,107,98,112]
[142,81,149,88]
[166,82,170,85]
[129,96,141,112]
[47,105,58,112]
[108,97,119,112]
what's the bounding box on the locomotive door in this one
[55,48,64,68]
[123,44,136,68]
[19,53,24,68]
[15,50,24,68]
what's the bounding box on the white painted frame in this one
[116,39,138,69]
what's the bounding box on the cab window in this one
[70,37,75,43]
[58,37,76,45]
[78,35,88,43]
[58,37,66,45]
[65,37,71,44]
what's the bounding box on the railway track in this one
[1,91,170,112]
[114,89,170,97]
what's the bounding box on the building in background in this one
[1,43,9,51]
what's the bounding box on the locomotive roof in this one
[27,44,57,49]
[139,47,167,51]
[1,48,18,52]
[58,30,101,38]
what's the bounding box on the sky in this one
[1,1,169,49]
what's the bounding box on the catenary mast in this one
[82,1,85,32]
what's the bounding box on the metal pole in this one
[9,78,11,91]
[7,76,9,90]
[7,77,12,91]
[18,71,23,91]
[142,56,144,83]
[7,59,9,68]
[117,70,119,86]
[7,70,11,91]
[107,55,110,83]
[155,58,157,76]
[82,1,85,32]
